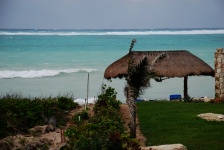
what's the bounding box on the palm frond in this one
[126,56,152,98]
[129,39,136,53]
[149,52,167,70]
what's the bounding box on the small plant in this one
[94,84,121,113]
[71,110,89,125]
[183,95,193,102]
[78,111,89,120]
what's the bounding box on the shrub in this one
[0,94,78,138]
[57,96,78,110]
[94,84,121,113]
[70,110,89,125]
[63,85,140,150]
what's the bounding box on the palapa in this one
[104,50,214,99]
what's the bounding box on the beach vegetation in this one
[182,94,193,102]
[71,110,89,125]
[0,94,78,139]
[57,95,78,110]
[63,85,140,150]
[137,101,224,150]
[94,84,120,112]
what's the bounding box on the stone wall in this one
[215,48,224,101]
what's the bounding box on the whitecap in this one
[0,68,97,79]
[74,97,97,105]
[1,29,224,36]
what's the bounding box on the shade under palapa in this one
[104,50,215,98]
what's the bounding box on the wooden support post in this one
[184,76,188,99]
[61,128,65,143]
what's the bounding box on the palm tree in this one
[124,39,166,138]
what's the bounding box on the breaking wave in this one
[1,29,224,36]
[0,69,97,79]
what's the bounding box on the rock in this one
[45,124,55,133]
[197,113,224,121]
[142,144,187,150]
[45,116,57,133]
[203,96,214,102]
[192,97,214,103]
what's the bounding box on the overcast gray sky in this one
[0,0,224,29]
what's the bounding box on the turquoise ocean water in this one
[0,28,224,102]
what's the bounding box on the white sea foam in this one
[1,29,224,36]
[0,69,97,79]
[74,97,98,105]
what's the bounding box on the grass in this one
[137,101,224,150]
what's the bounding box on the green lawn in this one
[137,101,224,150]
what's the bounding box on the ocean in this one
[0,28,224,103]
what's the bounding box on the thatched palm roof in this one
[104,50,214,79]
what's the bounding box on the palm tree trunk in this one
[126,86,137,138]
[125,40,167,138]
